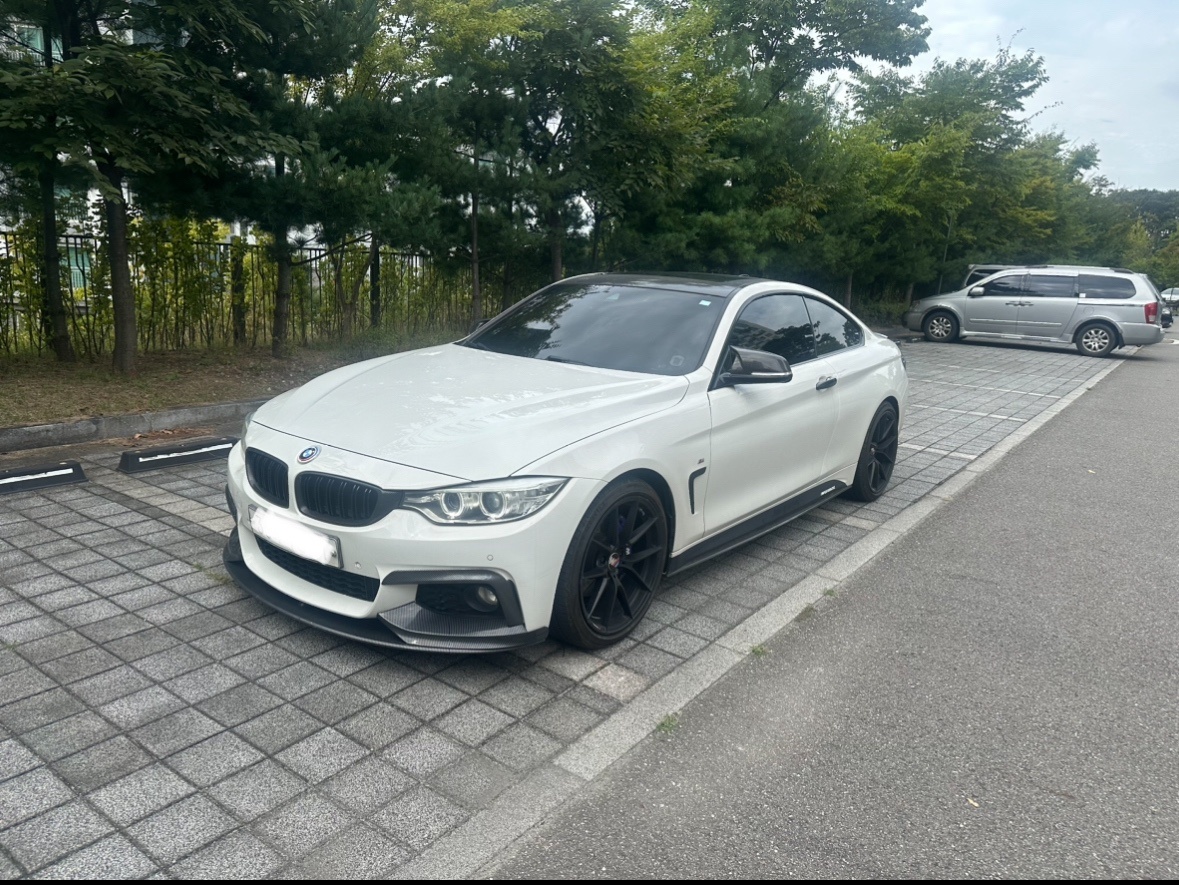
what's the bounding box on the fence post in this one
[231,236,246,346]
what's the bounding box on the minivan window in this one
[981,275,1023,296]
[1078,275,1136,299]
[1022,275,1076,298]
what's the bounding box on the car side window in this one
[1021,275,1077,298]
[803,297,864,357]
[1078,274,1136,299]
[981,274,1024,296]
[726,294,816,365]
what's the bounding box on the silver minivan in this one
[904,266,1166,356]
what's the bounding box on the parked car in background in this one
[962,264,1018,288]
[1160,287,1179,308]
[224,274,908,652]
[905,266,1165,356]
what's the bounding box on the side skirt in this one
[666,480,847,577]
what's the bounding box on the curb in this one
[0,399,267,454]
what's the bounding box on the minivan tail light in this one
[1145,301,1159,324]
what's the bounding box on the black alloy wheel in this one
[847,402,900,502]
[551,481,668,648]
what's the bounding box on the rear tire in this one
[550,480,668,649]
[846,402,900,503]
[1075,322,1117,357]
[922,310,959,343]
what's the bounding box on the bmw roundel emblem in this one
[297,446,320,464]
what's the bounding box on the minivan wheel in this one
[922,311,959,343]
[846,402,900,503]
[1075,322,1116,357]
[550,480,668,649]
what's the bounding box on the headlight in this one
[402,477,567,525]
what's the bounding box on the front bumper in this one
[903,309,923,332]
[223,438,601,653]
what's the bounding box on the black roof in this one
[562,272,769,298]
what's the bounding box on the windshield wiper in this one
[541,355,590,366]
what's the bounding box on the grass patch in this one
[655,713,680,735]
[750,644,770,657]
[0,326,464,428]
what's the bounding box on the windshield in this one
[462,282,726,375]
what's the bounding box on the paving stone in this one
[389,678,467,721]
[224,644,300,679]
[190,626,266,660]
[22,712,116,763]
[275,728,367,784]
[0,800,114,871]
[517,663,575,695]
[11,631,92,665]
[30,833,156,880]
[133,645,214,682]
[275,629,341,659]
[104,627,180,663]
[382,728,465,778]
[196,683,282,728]
[166,733,263,788]
[54,736,152,793]
[39,647,121,685]
[291,824,409,880]
[345,659,422,697]
[0,768,74,828]
[0,616,64,646]
[137,562,198,583]
[617,642,683,680]
[258,661,337,701]
[477,677,554,718]
[132,708,224,758]
[207,760,306,822]
[371,785,468,851]
[167,831,281,880]
[139,598,203,626]
[433,699,514,747]
[320,757,414,815]
[0,687,85,734]
[77,613,152,644]
[127,795,235,865]
[309,645,387,678]
[335,703,420,751]
[233,705,323,755]
[646,625,710,658]
[0,738,41,783]
[583,663,649,702]
[89,764,195,826]
[481,723,564,773]
[253,793,352,856]
[99,686,185,730]
[165,664,246,704]
[435,660,511,695]
[526,697,604,743]
[162,610,233,642]
[293,681,378,725]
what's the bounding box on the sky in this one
[904,0,1179,192]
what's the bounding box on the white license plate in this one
[248,506,341,568]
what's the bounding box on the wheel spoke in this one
[582,564,607,581]
[620,564,654,595]
[583,577,609,619]
[614,574,634,618]
[876,448,895,468]
[628,515,657,545]
[590,532,613,554]
[624,544,663,565]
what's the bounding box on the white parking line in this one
[909,404,1026,422]
[912,378,1061,398]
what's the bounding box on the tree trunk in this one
[471,190,482,326]
[230,235,247,345]
[905,281,915,307]
[369,236,381,328]
[844,271,854,309]
[271,236,292,357]
[39,163,75,362]
[99,164,136,375]
[547,206,563,282]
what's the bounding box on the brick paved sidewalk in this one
[0,340,1125,878]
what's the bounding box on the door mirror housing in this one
[718,347,793,387]
[968,285,985,297]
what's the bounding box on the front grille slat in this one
[256,538,379,602]
[245,449,289,508]
[295,472,397,526]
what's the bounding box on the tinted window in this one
[727,294,815,364]
[1078,274,1136,299]
[464,283,725,375]
[804,298,864,356]
[981,274,1024,296]
[1022,275,1076,298]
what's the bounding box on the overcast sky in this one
[906,0,1179,192]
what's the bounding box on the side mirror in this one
[968,286,985,297]
[718,347,793,387]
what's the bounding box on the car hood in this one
[253,343,689,481]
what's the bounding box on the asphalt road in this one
[484,335,1179,879]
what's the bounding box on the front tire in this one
[1075,322,1117,357]
[923,310,959,343]
[846,402,900,502]
[550,480,668,649]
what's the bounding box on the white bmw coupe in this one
[224,273,907,652]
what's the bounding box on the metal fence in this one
[0,228,491,358]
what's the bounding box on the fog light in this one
[476,585,498,607]
[462,584,500,613]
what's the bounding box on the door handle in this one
[816,375,837,391]
[1005,301,1021,306]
